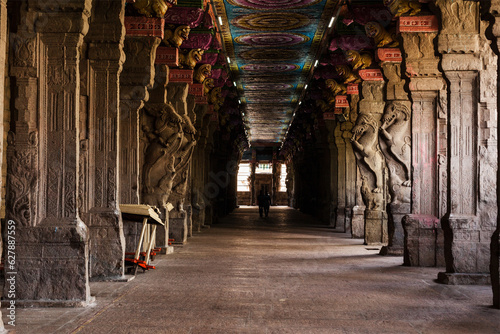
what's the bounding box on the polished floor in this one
[6,207,500,333]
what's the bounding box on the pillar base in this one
[169,209,188,244]
[364,209,388,246]
[8,221,91,303]
[351,205,365,238]
[403,214,445,267]
[379,245,404,256]
[437,272,491,285]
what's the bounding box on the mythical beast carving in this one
[194,64,212,84]
[351,113,385,193]
[142,104,184,207]
[133,0,177,18]
[380,102,411,187]
[336,65,362,84]
[346,50,372,70]
[365,22,399,48]
[384,0,421,17]
[179,48,204,69]
[163,25,190,48]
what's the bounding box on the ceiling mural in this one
[213,0,339,144]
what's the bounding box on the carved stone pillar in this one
[140,65,182,250]
[167,83,197,244]
[326,121,342,229]
[191,105,210,232]
[400,17,447,267]
[342,121,356,235]
[80,0,126,280]
[379,52,411,256]
[435,0,497,285]
[490,0,500,308]
[119,36,160,205]
[351,81,388,245]
[6,1,92,304]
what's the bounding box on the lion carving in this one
[163,25,190,48]
[383,0,421,17]
[203,78,215,96]
[179,48,204,69]
[351,113,385,193]
[365,22,399,48]
[346,50,372,70]
[380,102,411,187]
[336,65,361,84]
[194,64,212,84]
[133,0,177,18]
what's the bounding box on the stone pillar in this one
[140,65,184,250]
[191,105,210,232]
[167,83,197,244]
[490,0,500,308]
[81,0,126,280]
[6,1,92,304]
[120,35,160,205]
[435,0,497,285]
[327,121,342,229]
[351,80,388,245]
[400,16,447,267]
[343,121,356,235]
[378,53,412,256]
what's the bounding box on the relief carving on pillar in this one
[435,0,478,35]
[142,103,184,208]
[12,35,36,68]
[379,101,411,204]
[351,113,385,195]
[170,114,197,206]
[6,132,38,227]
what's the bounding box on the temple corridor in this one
[9,207,499,334]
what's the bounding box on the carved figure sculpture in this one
[171,115,197,198]
[142,104,184,198]
[203,78,215,96]
[351,113,385,193]
[163,25,190,48]
[336,65,362,84]
[365,22,399,48]
[379,102,411,186]
[360,175,377,210]
[346,50,372,70]
[179,48,204,69]
[194,64,212,84]
[383,0,421,17]
[133,0,176,18]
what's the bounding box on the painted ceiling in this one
[213,0,340,145]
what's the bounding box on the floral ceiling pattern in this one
[214,0,339,144]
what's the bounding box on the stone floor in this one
[4,207,500,333]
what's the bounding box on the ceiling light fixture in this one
[233,81,237,87]
[227,57,231,64]
[314,60,318,67]
[328,16,336,28]
[218,16,223,26]
[304,84,308,90]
